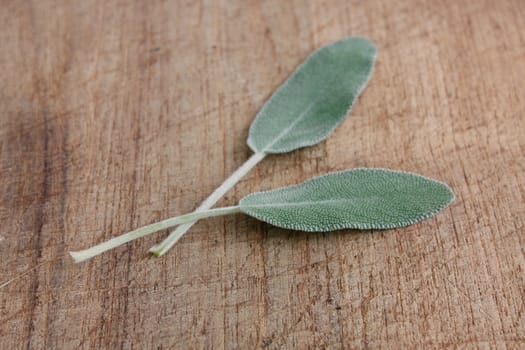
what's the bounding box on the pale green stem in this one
[149,152,266,256]
[70,206,242,263]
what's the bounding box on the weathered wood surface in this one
[1,0,524,348]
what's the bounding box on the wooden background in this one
[1,0,524,348]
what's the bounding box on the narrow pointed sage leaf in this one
[239,168,454,231]
[150,37,377,256]
[71,168,453,262]
[247,37,377,153]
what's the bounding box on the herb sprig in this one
[70,37,455,263]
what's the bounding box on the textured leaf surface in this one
[239,169,454,231]
[247,37,377,154]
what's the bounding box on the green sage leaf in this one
[247,37,377,154]
[70,168,454,262]
[150,37,377,256]
[239,169,454,231]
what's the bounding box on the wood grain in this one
[1,0,524,348]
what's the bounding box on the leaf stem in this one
[148,152,266,256]
[70,206,242,263]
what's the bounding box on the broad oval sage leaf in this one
[239,168,454,231]
[247,37,377,153]
[70,168,454,262]
[150,37,377,256]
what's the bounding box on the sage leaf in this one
[71,168,453,262]
[239,169,454,231]
[150,37,377,256]
[247,37,377,153]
